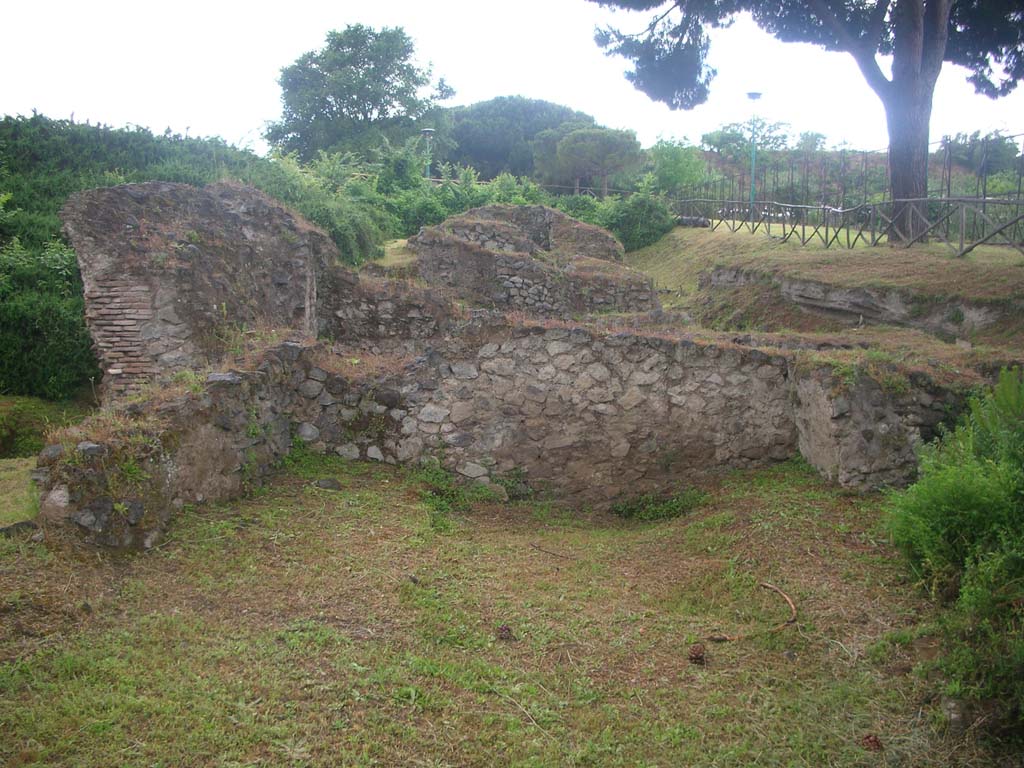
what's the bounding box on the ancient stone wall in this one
[411,225,657,316]
[61,182,463,399]
[324,267,453,343]
[456,205,625,261]
[62,181,339,398]
[394,325,797,503]
[36,320,962,548]
[793,367,962,489]
[44,184,969,550]
[36,341,409,548]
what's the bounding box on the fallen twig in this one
[529,543,577,561]
[487,684,556,741]
[709,581,798,643]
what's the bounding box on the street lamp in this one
[419,128,436,179]
[747,92,762,228]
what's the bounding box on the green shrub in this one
[386,188,449,236]
[239,153,387,264]
[888,453,1019,595]
[0,290,98,400]
[596,194,675,251]
[945,542,1024,711]
[888,367,1024,729]
[552,194,601,224]
[0,239,98,400]
[890,368,1024,594]
[610,488,706,522]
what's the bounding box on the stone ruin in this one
[409,205,660,315]
[35,182,966,547]
[61,182,448,399]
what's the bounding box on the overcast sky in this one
[4,0,1023,154]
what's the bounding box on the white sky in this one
[3,0,1023,154]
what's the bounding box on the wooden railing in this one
[672,197,1024,258]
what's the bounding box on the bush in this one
[240,153,387,264]
[888,453,1019,595]
[890,368,1024,593]
[552,194,601,224]
[888,367,1024,729]
[0,239,98,400]
[595,194,675,251]
[0,290,99,400]
[386,188,449,236]
[945,542,1024,713]
[610,488,706,522]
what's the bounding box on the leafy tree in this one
[942,130,1020,176]
[589,0,1024,242]
[448,97,596,179]
[702,119,790,166]
[265,25,453,160]
[531,120,597,188]
[645,139,704,196]
[796,131,829,153]
[556,127,642,196]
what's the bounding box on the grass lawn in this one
[628,227,1024,304]
[0,458,37,527]
[0,453,989,767]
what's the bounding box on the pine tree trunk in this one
[836,0,951,245]
[883,83,933,243]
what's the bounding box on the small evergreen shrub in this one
[597,194,675,252]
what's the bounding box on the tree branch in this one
[921,0,953,83]
[865,0,892,49]
[644,1,684,36]
[810,0,892,101]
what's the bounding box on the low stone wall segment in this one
[411,227,658,316]
[36,321,963,547]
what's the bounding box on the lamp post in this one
[747,92,762,228]
[419,128,436,179]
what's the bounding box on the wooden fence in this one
[672,197,1024,258]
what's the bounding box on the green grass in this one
[0,455,1001,766]
[629,226,1024,304]
[0,457,36,526]
[0,395,93,459]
